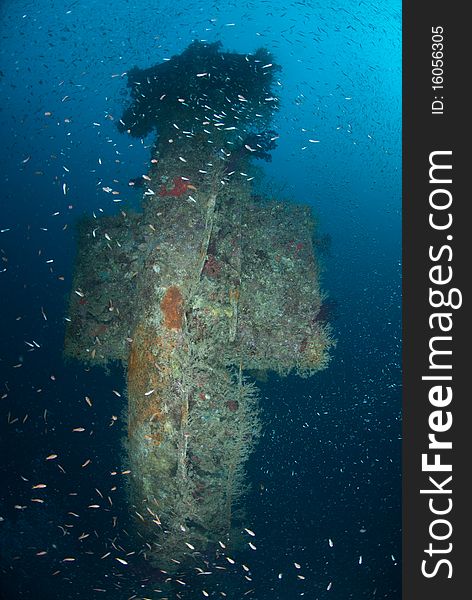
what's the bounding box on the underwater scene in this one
[0,1,401,598]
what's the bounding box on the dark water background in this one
[0,0,401,598]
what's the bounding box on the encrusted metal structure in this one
[64,41,334,570]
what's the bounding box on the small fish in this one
[32,484,47,489]
[115,557,128,565]
[46,454,58,460]
[72,427,85,432]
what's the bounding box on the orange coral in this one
[160,286,184,330]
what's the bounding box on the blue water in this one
[0,1,401,598]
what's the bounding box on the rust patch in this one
[127,322,174,438]
[160,286,184,330]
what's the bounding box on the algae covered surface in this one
[64,41,333,569]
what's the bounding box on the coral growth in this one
[202,254,221,278]
[226,399,239,412]
[159,176,195,197]
[117,41,280,139]
[64,40,335,575]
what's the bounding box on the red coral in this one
[226,400,239,412]
[202,255,221,278]
[159,176,191,197]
